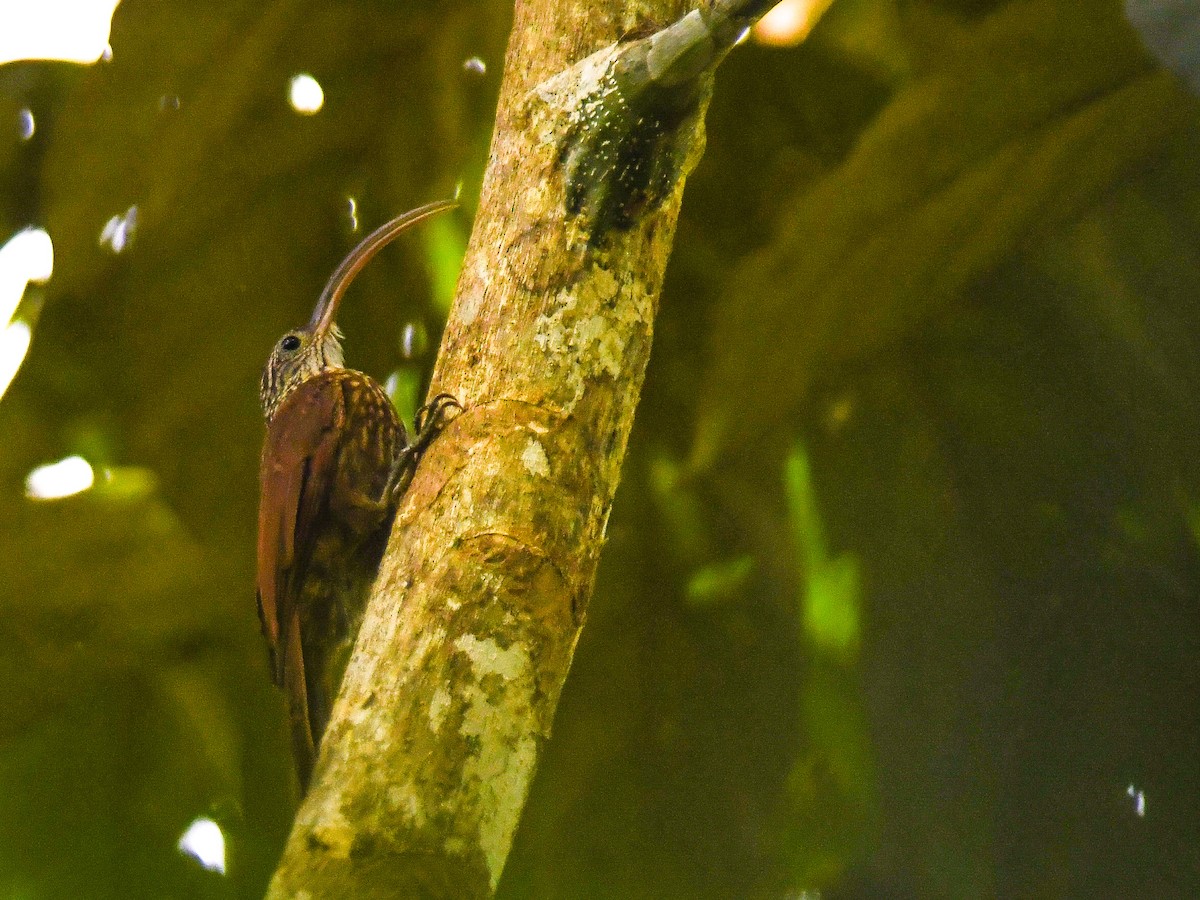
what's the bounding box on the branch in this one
[266,0,771,895]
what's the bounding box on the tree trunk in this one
[267,0,705,895]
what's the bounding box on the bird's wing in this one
[255,374,346,685]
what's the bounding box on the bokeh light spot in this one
[0,227,52,399]
[0,227,53,325]
[288,73,324,114]
[1127,783,1146,818]
[177,817,227,874]
[753,0,830,47]
[25,456,96,500]
[0,0,122,65]
[99,205,138,253]
[17,108,35,141]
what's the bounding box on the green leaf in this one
[785,443,861,655]
[685,554,755,606]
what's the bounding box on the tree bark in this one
[266,0,705,895]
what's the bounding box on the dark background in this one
[1,0,1198,896]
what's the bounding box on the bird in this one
[256,200,459,789]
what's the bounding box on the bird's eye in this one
[279,335,302,353]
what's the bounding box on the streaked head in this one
[258,198,457,422]
[260,324,346,422]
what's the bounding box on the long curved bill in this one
[308,198,459,337]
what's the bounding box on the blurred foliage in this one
[2,0,1199,897]
[1125,0,1200,93]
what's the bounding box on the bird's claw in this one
[413,393,462,448]
[384,394,461,504]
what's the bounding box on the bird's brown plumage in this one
[256,368,405,787]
